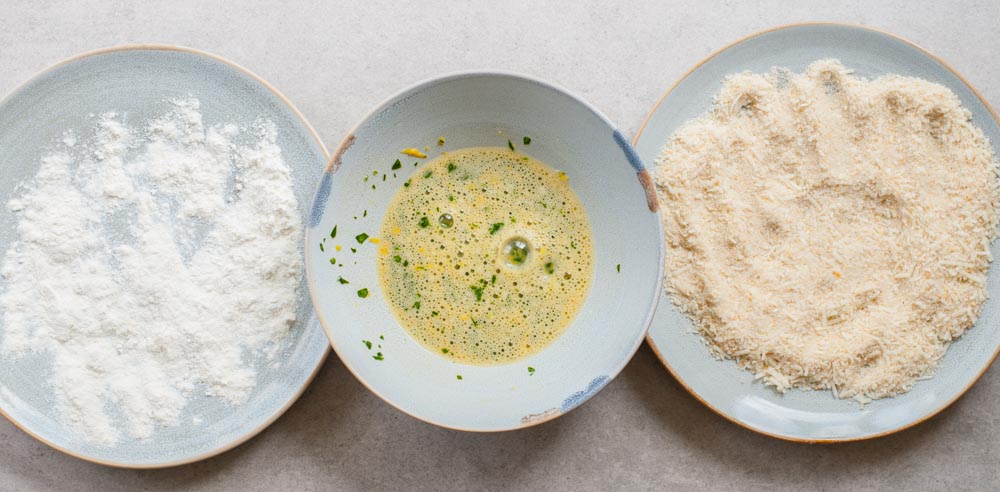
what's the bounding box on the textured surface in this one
[1,0,998,490]
[0,48,330,467]
[639,24,1000,442]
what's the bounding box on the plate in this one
[634,23,1000,442]
[0,46,329,467]
[306,71,663,430]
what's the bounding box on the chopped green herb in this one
[570,241,576,249]
[357,288,369,298]
[431,310,439,316]
[438,137,446,145]
[364,176,369,182]
[471,318,478,327]
[363,209,368,217]
[544,262,554,274]
[448,195,454,202]
[418,216,430,228]
[490,274,496,285]
[528,366,535,375]
[363,340,372,350]
[404,179,411,188]
[456,374,463,380]
[379,335,384,340]
[337,276,349,284]
[350,247,357,253]
[329,257,337,265]
[319,243,325,252]
[373,352,384,361]
[617,264,621,273]
[330,225,338,239]
[523,136,532,145]
[382,174,386,182]
[412,301,421,310]
[510,217,517,223]
[402,260,409,267]
[373,170,379,176]
[391,159,402,170]
[507,139,515,151]
[371,184,376,190]
[423,170,433,178]
[393,255,402,263]
[441,348,449,354]
[489,222,504,235]
[356,233,369,244]
[447,162,456,173]
[471,285,485,301]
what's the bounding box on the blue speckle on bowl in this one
[561,375,610,413]
[612,129,645,172]
[309,172,333,228]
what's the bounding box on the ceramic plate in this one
[634,23,1000,442]
[307,72,663,430]
[0,46,329,466]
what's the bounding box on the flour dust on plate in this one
[377,147,594,365]
[0,99,302,446]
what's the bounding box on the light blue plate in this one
[634,23,1000,442]
[0,46,329,466]
[307,72,664,430]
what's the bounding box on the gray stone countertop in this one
[1,1,997,490]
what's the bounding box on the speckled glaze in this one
[307,72,664,431]
[634,23,1000,442]
[0,46,330,467]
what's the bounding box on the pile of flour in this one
[0,99,303,445]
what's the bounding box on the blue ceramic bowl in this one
[306,71,664,430]
[635,23,1000,442]
[0,46,329,466]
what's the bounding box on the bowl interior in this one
[308,73,662,430]
[636,23,1000,441]
[0,48,329,466]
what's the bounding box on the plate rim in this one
[306,69,665,432]
[632,21,1000,444]
[0,44,331,468]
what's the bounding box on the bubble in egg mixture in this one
[377,146,594,365]
[502,237,531,268]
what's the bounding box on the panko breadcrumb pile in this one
[654,59,1000,402]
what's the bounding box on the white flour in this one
[0,99,303,445]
